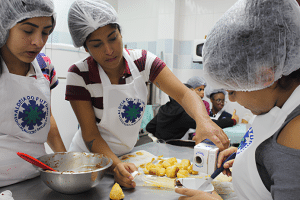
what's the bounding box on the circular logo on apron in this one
[118,98,145,126]
[237,127,254,154]
[14,96,49,134]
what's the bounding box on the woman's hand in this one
[113,162,138,188]
[217,147,237,176]
[175,188,223,200]
[193,118,230,151]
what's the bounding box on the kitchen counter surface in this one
[1,142,234,200]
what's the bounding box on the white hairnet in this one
[205,85,227,99]
[68,0,119,48]
[0,0,56,48]
[203,0,300,91]
[186,76,207,89]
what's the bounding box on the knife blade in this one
[197,152,236,191]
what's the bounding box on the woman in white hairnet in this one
[176,0,300,199]
[66,0,229,188]
[0,0,66,187]
[187,76,210,115]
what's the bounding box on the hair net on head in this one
[186,76,207,89]
[0,0,56,48]
[203,0,300,92]
[68,0,118,48]
[205,85,227,99]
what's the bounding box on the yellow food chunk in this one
[180,159,190,170]
[143,168,149,174]
[109,183,125,200]
[177,169,189,178]
[166,166,179,178]
[191,170,198,175]
[157,167,166,177]
[139,164,145,168]
[187,165,198,175]
[136,151,143,155]
[145,163,156,170]
[166,157,177,165]
[149,167,159,175]
[158,155,163,160]
[162,161,171,168]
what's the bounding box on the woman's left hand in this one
[113,162,138,188]
[175,188,223,200]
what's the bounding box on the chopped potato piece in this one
[177,169,189,178]
[166,157,177,165]
[109,183,124,200]
[187,165,198,175]
[162,161,171,168]
[145,163,156,170]
[157,167,166,177]
[166,166,179,178]
[180,159,190,170]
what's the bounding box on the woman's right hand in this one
[113,162,138,188]
[217,147,238,176]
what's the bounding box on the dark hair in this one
[184,83,193,89]
[277,68,300,90]
[83,23,121,49]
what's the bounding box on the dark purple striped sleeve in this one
[149,56,166,82]
[65,64,91,101]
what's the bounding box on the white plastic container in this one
[193,139,219,174]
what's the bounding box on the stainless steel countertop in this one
[2,143,196,200]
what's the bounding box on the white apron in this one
[69,49,147,156]
[232,86,300,200]
[0,57,50,187]
[210,107,225,120]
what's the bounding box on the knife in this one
[197,152,236,191]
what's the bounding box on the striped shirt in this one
[65,49,166,123]
[27,53,58,90]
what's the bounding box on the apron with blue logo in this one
[0,55,50,187]
[69,49,147,156]
[232,86,300,199]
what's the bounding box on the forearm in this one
[82,129,122,172]
[178,89,211,126]
[47,114,67,152]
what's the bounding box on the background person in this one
[176,0,300,199]
[145,84,198,141]
[205,86,239,129]
[0,0,66,187]
[186,76,210,115]
[66,0,229,188]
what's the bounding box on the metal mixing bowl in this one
[36,152,113,194]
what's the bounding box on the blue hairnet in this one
[68,0,119,48]
[203,0,300,91]
[186,76,207,89]
[0,0,56,48]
